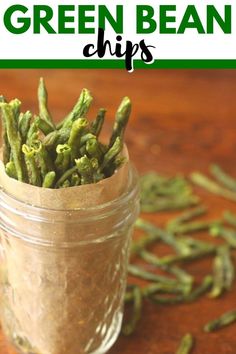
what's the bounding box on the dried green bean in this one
[5,161,17,179]
[68,118,88,161]
[135,218,185,254]
[159,247,217,266]
[204,310,236,332]
[224,211,236,228]
[55,144,71,175]
[42,171,56,188]
[90,108,106,137]
[55,166,77,188]
[31,140,54,178]
[18,111,32,142]
[27,116,39,145]
[60,179,71,188]
[128,264,178,286]
[210,164,236,192]
[176,334,194,354]
[38,78,55,129]
[0,96,11,164]
[139,250,193,292]
[37,117,54,135]
[169,220,221,235]
[191,172,236,202]
[22,144,41,186]
[210,225,236,248]
[109,97,131,147]
[209,245,234,298]
[0,103,25,181]
[122,286,142,336]
[71,172,81,186]
[150,275,213,305]
[86,138,103,161]
[58,88,93,129]
[100,137,122,172]
[75,156,94,184]
[167,206,207,232]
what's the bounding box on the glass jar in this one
[0,163,139,354]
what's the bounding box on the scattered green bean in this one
[210,164,236,192]
[209,245,234,298]
[176,334,194,354]
[204,310,236,332]
[191,172,236,202]
[122,286,142,336]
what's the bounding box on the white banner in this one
[0,0,234,66]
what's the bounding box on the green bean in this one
[55,144,71,175]
[159,248,217,266]
[224,211,236,228]
[0,103,25,181]
[5,161,17,179]
[18,111,32,142]
[90,158,104,183]
[37,117,54,135]
[209,245,234,298]
[131,233,161,256]
[75,156,94,184]
[71,172,81,187]
[10,98,21,121]
[60,179,71,188]
[135,218,182,253]
[204,310,236,332]
[42,171,56,188]
[169,220,221,235]
[141,196,200,213]
[122,286,142,336]
[210,164,236,192]
[150,275,213,305]
[27,116,39,145]
[167,206,207,232]
[186,275,213,302]
[139,250,193,293]
[142,282,188,297]
[80,133,96,147]
[100,137,122,172]
[128,264,178,286]
[176,237,216,255]
[86,138,103,161]
[176,334,194,354]
[210,225,236,248]
[38,78,55,129]
[31,140,54,178]
[58,88,93,129]
[22,144,41,186]
[109,97,131,147]
[55,166,77,188]
[68,118,88,161]
[191,172,236,202]
[90,108,106,137]
[0,96,11,164]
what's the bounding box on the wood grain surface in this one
[0,69,236,354]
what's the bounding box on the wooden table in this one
[0,69,236,353]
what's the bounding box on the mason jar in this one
[0,163,139,354]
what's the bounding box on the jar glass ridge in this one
[0,163,139,354]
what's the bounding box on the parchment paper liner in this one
[0,147,129,209]
[0,147,135,354]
